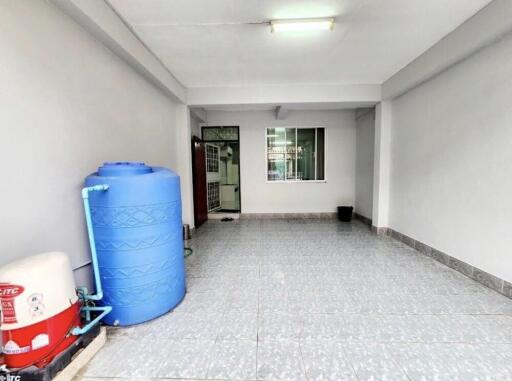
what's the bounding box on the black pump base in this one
[0,323,100,381]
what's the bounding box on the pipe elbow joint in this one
[82,184,110,199]
[81,187,90,199]
[86,291,103,301]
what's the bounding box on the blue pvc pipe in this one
[72,185,112,336]
[81,184,109,301]
[72,306,112,336]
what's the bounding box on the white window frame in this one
[265,126,327,183]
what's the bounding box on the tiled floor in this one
[78,218,512,381]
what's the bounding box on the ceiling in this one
[108,0,492,88]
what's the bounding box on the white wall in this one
[355,109,375,220]
[51,0,186,103]
[206,110,356,214]
[0,1,178,286]
[382,0,512,100]
[389,32,512,283]
[175,105,195,228]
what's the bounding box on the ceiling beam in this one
[190,107,207,123]
[275,106,290,120]
[383,0,512,100]
[187,84,381,107]
[355,107,375,120]
[50,0,186,104]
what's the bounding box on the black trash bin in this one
[337,206,353,222]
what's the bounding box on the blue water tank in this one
[85,162,185,326]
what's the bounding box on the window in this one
[202,126,239,141]
[266,127,326,182]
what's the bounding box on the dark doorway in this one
[202,126,241,213]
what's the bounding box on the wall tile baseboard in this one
[371,226,389,236]
[241,212,337,220]
[372,225,512,299]
[243,212,372,222]
[354,213,372,226]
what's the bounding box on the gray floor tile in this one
[302,314,345,340]
[342,343,408,381]
[155,311,222,340]
[83,338,142,378]
[218,312,258,340]
[76,219,512,381]
[388,343,512,380]
[300,340,357,381]
[206,339,257,380]
[156,339,215,379]
[258,312,303,340]
[78,378,154,381]
[257,340,307,381]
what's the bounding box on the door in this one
[205,143,221,212]
[191,136,208,227]
[201,126,242,213]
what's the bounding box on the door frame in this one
[201,126,242,213]
[191,135,208,227]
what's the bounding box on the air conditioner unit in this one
[220,145,233,159]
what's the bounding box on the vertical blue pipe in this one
[72,185,112,335]
[81,184,109,301]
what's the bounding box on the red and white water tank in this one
[0,252,80,368]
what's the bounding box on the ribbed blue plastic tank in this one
[84,162,186,326]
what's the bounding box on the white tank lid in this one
[0,252,78,330]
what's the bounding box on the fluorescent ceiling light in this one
[272,141,294,145]
[270,18,334,33]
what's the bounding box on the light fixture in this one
[273,141,294,145]
[270,18,334,33]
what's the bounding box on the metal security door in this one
[205,143,221,212]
